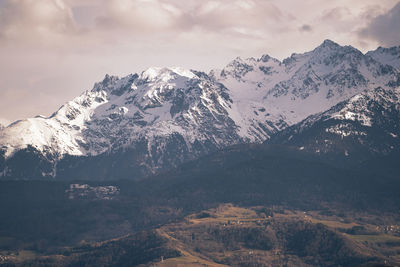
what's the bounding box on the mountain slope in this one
[367,46,400,70]
[268,86,400,164]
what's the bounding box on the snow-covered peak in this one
[139,67,196,82]
[214,54,282,81]
[307,41,363,69]
[310,40,363,62]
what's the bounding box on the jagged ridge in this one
[1,40,400,179]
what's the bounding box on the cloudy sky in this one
[0,0,399,125]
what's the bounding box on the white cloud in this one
[0,0,78,44]
[94,0,183,32]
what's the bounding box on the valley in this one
[2,204,399,266]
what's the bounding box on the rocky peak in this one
[92,74,138,97]
[258,54,272,63]
[219,57,255,80]
[92,74,119,92]
[308,41,364,69]
[317,39,340,50]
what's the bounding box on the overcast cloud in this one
[0,0,399,124]
[359,2,400,47]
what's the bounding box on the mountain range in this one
[1,39,400,180]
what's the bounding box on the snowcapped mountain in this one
[2,67,242,160]
[0,67,241,178]
[268,86,400,162]
[1,40,399,179]
[212,40,400,141]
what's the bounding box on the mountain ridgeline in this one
[1,40,400,180]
